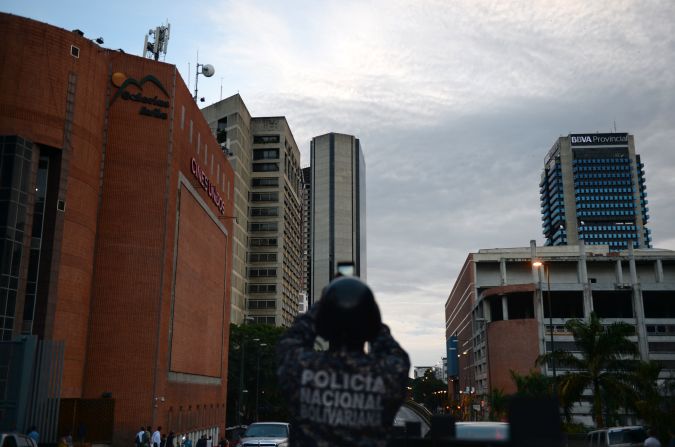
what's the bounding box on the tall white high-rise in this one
[310,133,366,302]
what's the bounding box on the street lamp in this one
[235,325,255,426]
[533,260,557,387]
[255,342,267,422]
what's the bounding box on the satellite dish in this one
[202,64,215,77]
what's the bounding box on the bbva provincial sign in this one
[570,133,628,146]
[110,72,170,120]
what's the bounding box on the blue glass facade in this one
[540,135,651,250]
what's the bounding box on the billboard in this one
[446,336,458,377]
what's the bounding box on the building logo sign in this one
[191,158,225,214]
[570,133,628,146]
[110,72,170,120]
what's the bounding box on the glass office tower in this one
[540,133,651,250]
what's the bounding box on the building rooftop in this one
[474,244,675,261]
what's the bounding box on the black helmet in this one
[316,277,382,349]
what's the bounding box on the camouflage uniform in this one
[277,305,410,447]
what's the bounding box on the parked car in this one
[239,422,289,447]
[455,422,509,442]
[587,426,647,447]
[0,433,38,447]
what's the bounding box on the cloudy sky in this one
[5,0,675,368]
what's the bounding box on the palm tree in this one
[536,312,638,427]
[510,369,554,398]
[487,388,509,421]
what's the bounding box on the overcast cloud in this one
[4,0,675,368]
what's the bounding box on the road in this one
[394,404,430,437]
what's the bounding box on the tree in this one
[227,323,287,426]
[410,370,447,412]
[536,312,638,427]
[487,388,508,421]
[630,361,675,442]
[510,370,554,398]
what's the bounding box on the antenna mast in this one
[143,21,171,60]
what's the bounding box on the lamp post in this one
[236,318,254,426]
[533,260,557,388]
[255,342,267,422]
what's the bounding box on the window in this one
[249,253,277,263]
[252,163,279,172]
[248,284,276,293]
[250,222,278,232]
[216,117,227,144]
[253,149,279,160]
[250,238,277,247]
[251,207,279,217]
[251,316,276,325]
[252,177,279,187]
[248,299,277,310]
[251,192,278,202]
[253,135,280,144]
[248,268,277,277]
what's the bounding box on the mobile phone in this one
[336,262,356,277]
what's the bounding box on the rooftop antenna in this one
[143,21,170,61]
[193,50,215,102]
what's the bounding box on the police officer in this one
[277,276,410,446]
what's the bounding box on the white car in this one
[587,426,647,447]
[455,422,509,441]
[239,422,289,447]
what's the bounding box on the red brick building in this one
[0,13,235,444]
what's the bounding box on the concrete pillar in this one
[579,241,593,317]
[483,299,491,322]
[501,295,509,321]
[656,259,664,283]
[616,260,624,284]
[500,258,507,286]
[579,241,589,283]
[628,246,649,360]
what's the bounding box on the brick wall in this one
[486,319,540,394]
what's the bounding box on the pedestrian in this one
[152,427,162,447]
[136,427,146,447]
[206,436,212,447]
[27,426,40,444]
[57,435,68,447]
[667,429,675,447]
[645,429,662,447]
[218,437,228,447]
[183,437,192,447]
[144,427,152,447]
[195,435,206,447]
[167,431,175,447]
[276,276,410,447]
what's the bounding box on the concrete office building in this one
[202,95,251,325]
[301,166,312,306]
[0,14,235,444]
[203,99,303,327]
[310,133,366,301]
[445,242,675,423]
[540,133,651,250]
